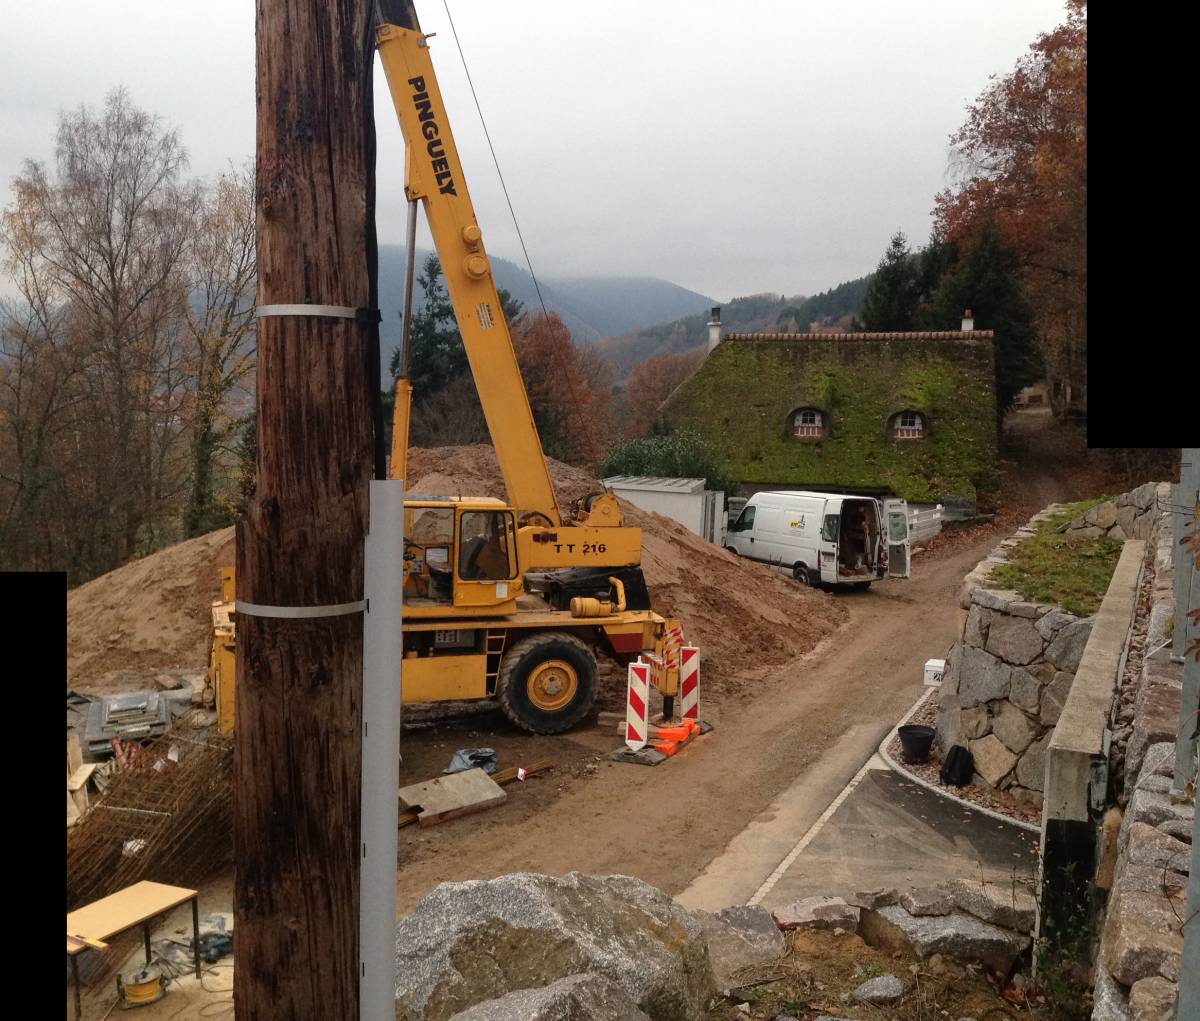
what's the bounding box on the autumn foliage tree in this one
[512,312,612,467]
[934,0,1086,420]
[621,349,703,439]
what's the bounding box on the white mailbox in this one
[924,658,946,687]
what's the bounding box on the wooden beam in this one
[235,0,381,1016]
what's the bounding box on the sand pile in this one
[409,446,847,685]
[67,527,234,694]
[67,445,847,698]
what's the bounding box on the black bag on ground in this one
[939,745,974,787]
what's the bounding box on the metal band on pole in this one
[234,600,366,619]
[256,304,382,324]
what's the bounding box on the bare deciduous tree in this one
[1,87,199,579]
[183,161,257,535]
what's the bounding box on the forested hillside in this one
[593,274,873,379]
[593,292,793,379]
[377,245,715,375]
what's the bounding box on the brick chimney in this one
[707,307,722,352]
[961,308,974,332]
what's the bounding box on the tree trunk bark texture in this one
[235,0,379,1017]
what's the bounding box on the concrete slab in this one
[754,768,1038,912]
[677,724,893,910]
[399,767,506,827]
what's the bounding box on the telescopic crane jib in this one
[208,0,695,735]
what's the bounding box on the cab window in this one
[407,507,454,569]
[458,511,515,580]
[732,505,756,532]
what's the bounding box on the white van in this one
[725,491,911,588]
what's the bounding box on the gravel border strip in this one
[877,687,1043,835]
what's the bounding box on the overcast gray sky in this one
[0,0,1066,302]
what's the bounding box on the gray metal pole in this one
[399,199,419,380]
[1180,781,1200,1021]
[359,479,405,1019]
[1171,449,1199,801]
[1174,449,1199,1021]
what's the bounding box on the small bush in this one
[598,430,735,494]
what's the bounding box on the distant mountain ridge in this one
[592,274,875,379]
[377,243,717,376]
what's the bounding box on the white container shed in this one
[602,476,726,545]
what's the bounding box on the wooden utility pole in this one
[235,0,381,1016]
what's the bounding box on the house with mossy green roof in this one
[659,321,997,509]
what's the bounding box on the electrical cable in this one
[441,0,548,318]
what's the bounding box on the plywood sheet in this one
[398,767,506,828]
[67,880,197,954]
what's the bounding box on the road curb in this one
[877,688,1042,836]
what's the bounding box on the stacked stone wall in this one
[1060,482,1160,542]
[936,504,1093,804]
[1093,491,1191,1021]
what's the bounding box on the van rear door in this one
[883,498,911,578]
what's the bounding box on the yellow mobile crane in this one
[209,1,690,735]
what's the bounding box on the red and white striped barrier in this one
[679,645,700,721]
[624,659,650,751]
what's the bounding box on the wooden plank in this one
[67,788,80,827]
[70,785,89,817]
[399,768,506,828]
[68,763,97,791]
[67,729,83,779]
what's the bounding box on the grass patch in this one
[987,498,1122,616]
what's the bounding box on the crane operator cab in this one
[403,498,521,615]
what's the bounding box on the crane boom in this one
[377,4,562,527]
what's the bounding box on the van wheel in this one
[497,632,597,734]
[853,581,872,591]
[793,563,814,586]
[725,546,739,556]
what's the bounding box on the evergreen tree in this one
[389,255,463,392]
[859,231,921,331]
[919,221,1042,415]
[388,257,527,394]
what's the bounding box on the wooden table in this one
[66,881,200,1020]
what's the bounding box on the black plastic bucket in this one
[898,724,936,764]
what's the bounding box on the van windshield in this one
[821,514,839,543]
[733,505,755,531]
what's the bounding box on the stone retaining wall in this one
[1092,497,1192,1021]
[1060,482,1161,542]
[935,504,1094,805]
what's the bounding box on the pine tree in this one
[859,231,921,331]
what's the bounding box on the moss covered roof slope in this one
[660,332,997,503]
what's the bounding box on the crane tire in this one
[497,631,598,734]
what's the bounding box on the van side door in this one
[883,498,911,578]
[818,497,840,582]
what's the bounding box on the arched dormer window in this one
[892,410,927,439]
[791,407,826,438]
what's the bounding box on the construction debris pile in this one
[66,721,234,987]
[66,445,847,700]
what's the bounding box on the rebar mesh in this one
[67,718,233,989]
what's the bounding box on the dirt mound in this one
[67,527,234,694]
[409,446,847,686]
